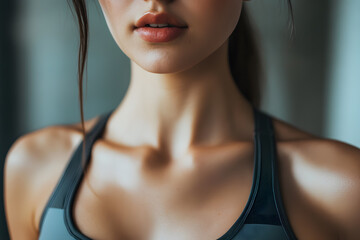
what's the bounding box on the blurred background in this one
[1,0,359,238]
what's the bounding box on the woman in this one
[4,0,360,239]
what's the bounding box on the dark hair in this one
[229,2,295,108]
[67,0,295,169]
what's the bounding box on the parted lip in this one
[134,12,188,28]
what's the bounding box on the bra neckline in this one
[63,105,265,240]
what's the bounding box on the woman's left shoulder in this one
[271,116,360,238]
[271,114,360,168]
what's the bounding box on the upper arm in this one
[329,141,360,239]
[283,138,360,239]
[4,135,40,240]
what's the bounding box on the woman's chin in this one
[136,59,191,74]
[141,66,182,74]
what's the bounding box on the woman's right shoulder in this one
[4,116,99,239]
[5,115,100,168]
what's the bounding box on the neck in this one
[106,40,254,159]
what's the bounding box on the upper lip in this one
[134,12,188,28]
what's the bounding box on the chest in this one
[76,152,332,239]
[72,149,255,240]
[39,143,337,240]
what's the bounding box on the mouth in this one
[134,12,188,43]
[134,11,188,29]
[139,23,187,28]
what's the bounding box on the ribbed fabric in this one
[38,105,298,240]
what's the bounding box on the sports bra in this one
[38,105,298,240]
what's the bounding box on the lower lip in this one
[134,27,187,43]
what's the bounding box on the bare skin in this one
[4,0,360,239]
[4,108,360,240]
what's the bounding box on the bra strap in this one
[39,109,114,232]
[64,109,114,209]
[244,106,281,225]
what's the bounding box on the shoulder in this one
[5,115,100,170]
[271,114,360,170]
[271,115,360,238]
[4,116,99,238]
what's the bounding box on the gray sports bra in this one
[38,105,298,240]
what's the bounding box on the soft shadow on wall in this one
[247,0,360,147]
[1,1,18,239]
